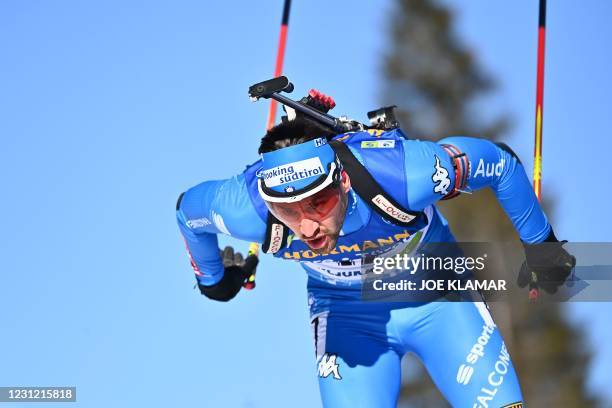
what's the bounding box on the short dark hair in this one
[258,116,338,154]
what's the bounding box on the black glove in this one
[198,246,259,302]
[517,229,576,294]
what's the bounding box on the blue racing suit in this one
[177,129,547,407]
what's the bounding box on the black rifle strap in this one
[329,140,424,227]
[261,212,290,254]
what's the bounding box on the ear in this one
[340,170,351,194]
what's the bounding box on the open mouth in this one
[306,235,328,250]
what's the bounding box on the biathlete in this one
[176,82,574,407]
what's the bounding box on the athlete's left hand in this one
[198,246,259,302]
[517,230,576,294]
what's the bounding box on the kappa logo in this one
[432,155,450,196]
[318,353,342,380]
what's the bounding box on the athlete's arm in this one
[176,174,266,286]
[402,137,549,243]
[405,136,575,293]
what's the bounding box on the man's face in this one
[266,171,351,254]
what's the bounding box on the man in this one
[176,106,574,406]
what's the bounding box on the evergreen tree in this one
[383,0,601,406]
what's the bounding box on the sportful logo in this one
[261,157,325,188]
[456,323,495,385]
[456,364,475,386]
[457,303,496,386]
[318,353,342,380]
[371,194,415,223]
[432,155,451,196]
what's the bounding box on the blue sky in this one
[1,1,611,407]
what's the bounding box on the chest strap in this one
[329,140,424,227]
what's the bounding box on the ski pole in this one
[529,0,547,301]
[266,0,292,131]
[244,0,292,290]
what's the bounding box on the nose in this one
[300,218,320,238]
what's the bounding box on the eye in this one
[279,207,300,219]
[303,204,319,217]
[311,197,326,206]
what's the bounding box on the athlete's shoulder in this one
[334,129,455,210]
[177,162,267,241]
[337,128,410,169]
[400,137,456,209]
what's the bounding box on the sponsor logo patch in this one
[186,217,212,229]
[282,229,413,260]
[261,157,325,188]
[474,158,505,178]
[313,137,327,147]
[371,194,415,223]
[361,140,396,149]
[267,223,284,253]
[474,342,512,408]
